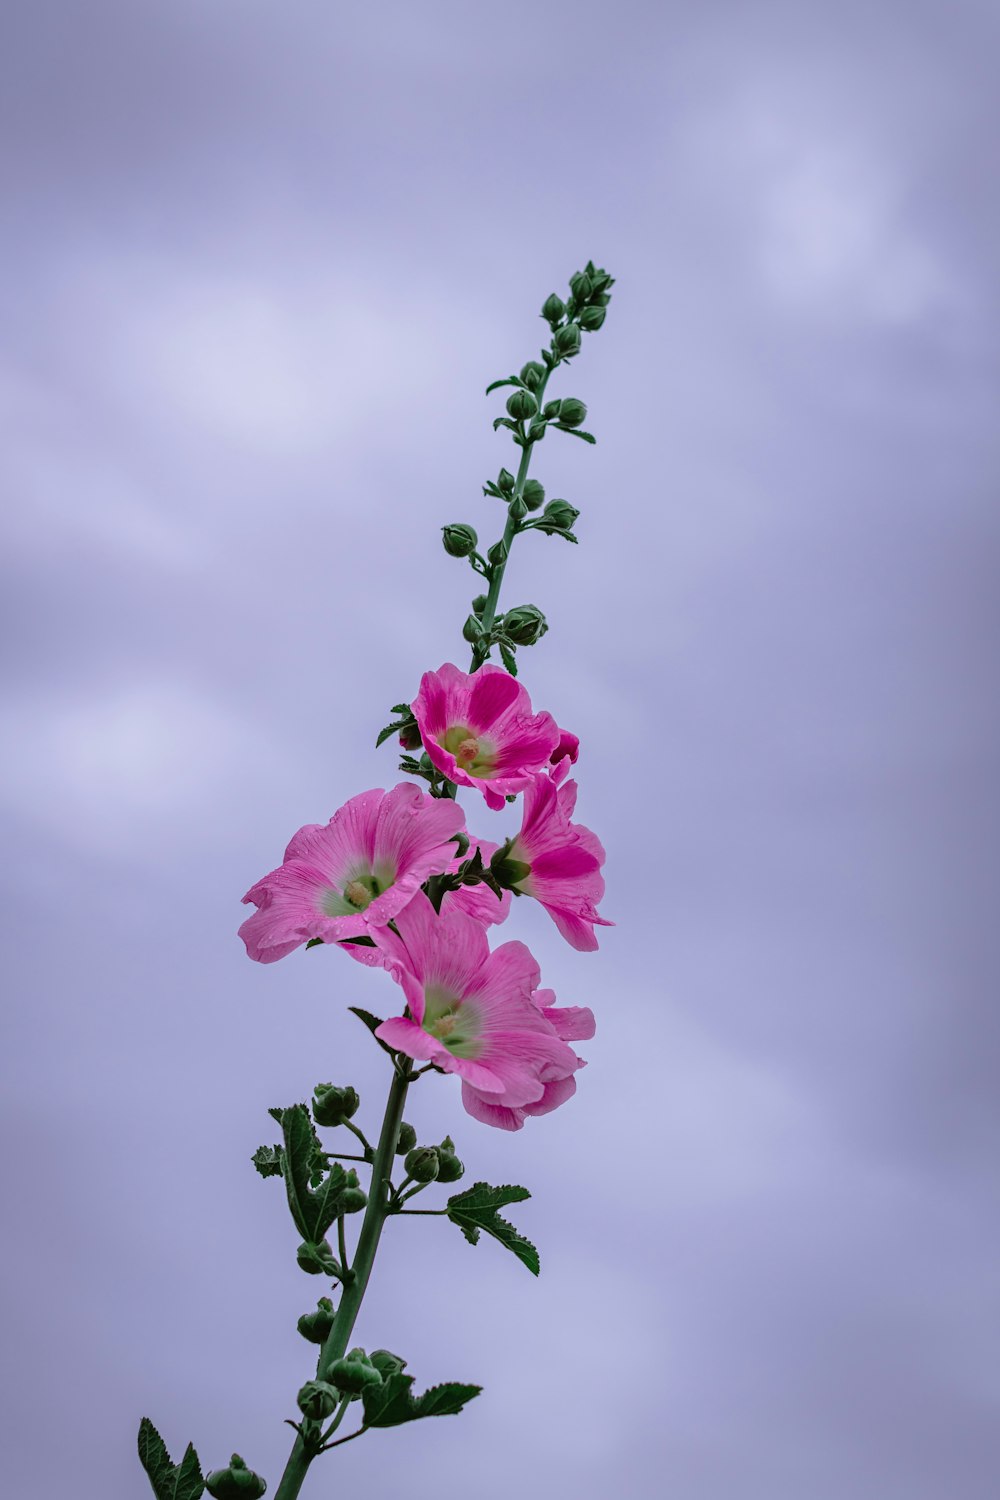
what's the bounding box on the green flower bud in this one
[395,1121,418,1155]
[404,1145,440,1183]
[497,468,515,495]
[521,479,545,511]
[312,1084,360,1128]
[471,594,488,616]
[526,419,548,443]
[205,1454,268,1499]
[542,399,562,419]
[509,496,528,524]
[542,499,580,531]
[296,1239,338,1276]
[556,397,587,428]
[502,604,548,647]
[297,1296,336,1345]
[297,1380,340,1420]
[442,523,479,558]
[569,270,593,302]
[436,1138,465,1183]
[398,720,422,751]
[579,304,606,331]
[519,360,546,390]
[506,388,538,420]
[487,539,508,569]
[327,1355,383,1395]
[542,292,565,325]
[339,1185,367,1214]
[462,613,486,644]
[554,322,581,356]
[370,1349,408,1379]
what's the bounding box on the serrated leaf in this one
[252,1144,284,1178]
[498,641,518,676]
[171,1444,205,1500]
[376,718,412,748]
[484,376,522,395]
[492,416,518,432]
[274,1105,345,1241]
[305,936,324,949]
[390,702,412,715]
[308,1161,348,1240]
[555,426,596,443]
[361,1372,482,1429]
[446,1182,538,1275]
[138,1418,174,1500]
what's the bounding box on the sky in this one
[2,2,999,1496]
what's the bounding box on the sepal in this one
[204,1455,267,1498]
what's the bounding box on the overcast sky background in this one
[2,2,999,1496]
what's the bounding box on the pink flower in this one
[461,988,595,1131]
[371,893,585,1128]
[239,784,464,963]
[502,776,612,952]
[549,727,580,785]
[412,663,560,810]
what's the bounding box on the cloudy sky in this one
[2,2,998,1496]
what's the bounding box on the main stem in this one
[471,365,555,668]
[273,1059,413,1500]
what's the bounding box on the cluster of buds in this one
[399,1135,465,1189]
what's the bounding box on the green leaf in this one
[390,702,412,715]
[376,718,413,748]
[498,641,518,676]
[277,1105,318,1239]
[305,936,324,949]
[446,1182,539,1275]
[171,1444,205,1500]
[361,1373,482,1429]
[138,1418,174,1500]
[554,426,596,443]
[251,1144,284,1178]
[492,416,518,433]
[308,1161,348,1241]
[484,376,521,395]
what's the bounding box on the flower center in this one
[321,869,390,917]
[423,986,482,1058]
[440,724,495,778]
[344,879,374,909]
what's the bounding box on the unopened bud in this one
[297,1380,339,1420]
[398,720,422,751]
[471,594,488,616]
[371,1349,408,1379]
[569,270,593,302]
[205,1454,268,1499]
[542,499,580,532]
[542,292,566,325]
[436,1137,465,1183]
[509,495,528,524]
[296,1239,338,1276]
[579,304,606,331]
[442,523,479,558]
[501,604,548,647]
[395,1122,418,1156]
[521,479,545,511]
[557,397,587,428]
[404,1145,440,1183]
[497,468,515,495]
[297,1297,336,1345]
[527,419,548,443]
[487,539,508,569]
[519,360,546,390]
[328,1354,383,1395]
[554,322,581,357]
[462,613,485,644]
[506,389,538,421]
[312,1084,359,1128]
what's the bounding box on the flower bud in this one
[328,1354,383,1395]
[205,1454,268,1499]
[312,1084,360,1128]
[556,397,587,428]
[297,1380,340,1420]
[436,1137,465,1183]
[541,292,565,325]
[519,360,546,390]
[395,1121,418,1155]
[542,499,580,531]
[296,1239,338,1276]
[502,604,548,647]
[527,419,548,444]
[398,720,422,751]
[371,1349,408,1379]
[506,388,538,421]
[521,479,545,511]
[340,1185,367,1214]
[297,1296,336,1345]
[471,594,488,616]
[554,322,581,357]
[463,613,486,644]
[404,1145,440,1183]
[442,523,479,558]
[497,468,515,495]
[509,495,528,524]
[487,539,508,569]
[542,399,562,419]
[579,304,606,331]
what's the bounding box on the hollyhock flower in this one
[412,662,559,810]
[461,988,595,1131]
[500,775,612,952]
[239,784,464,963]
[371,893,583,1127]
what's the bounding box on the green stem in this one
[471,364,555,669]
[273,1059,413,1500]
